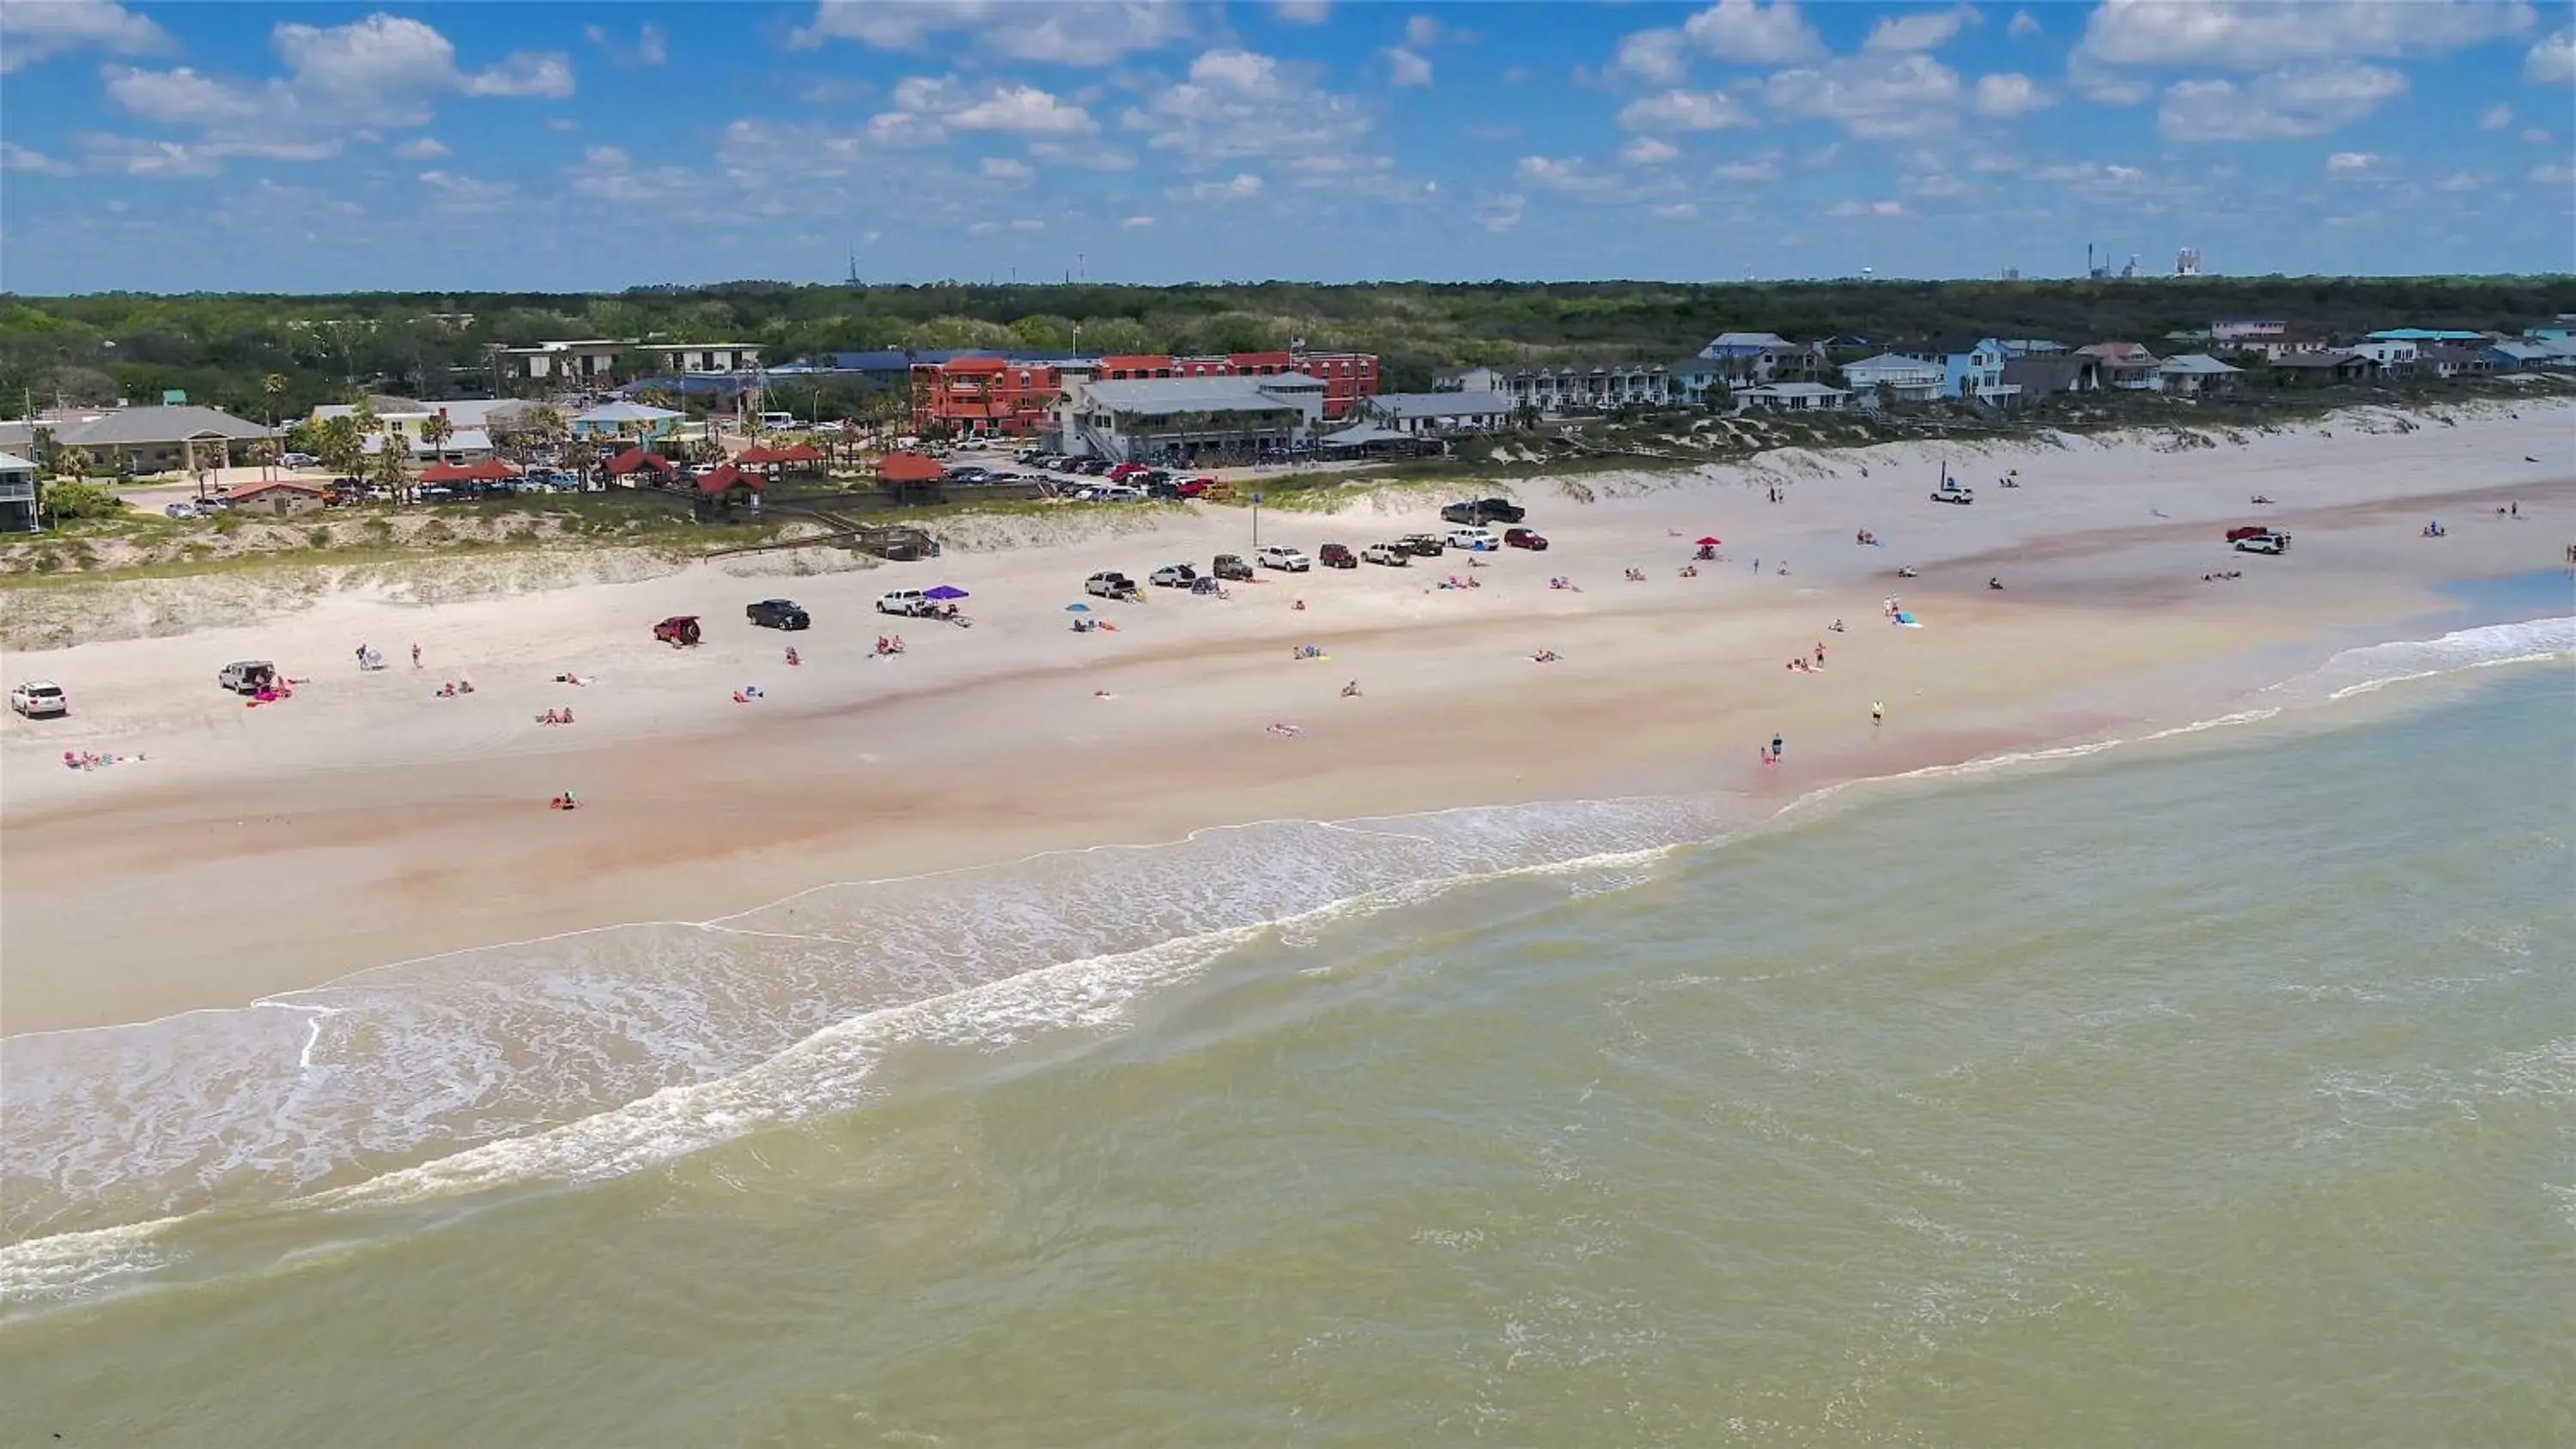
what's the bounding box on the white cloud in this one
[2533,161,2574,185]
[1614,28,1691,84]
[1682,0,1826,64]
[1271,1,1332,22]
[1619,88,1756,133]
[1009,218,1045,231]
[866,110,947,147]
[1713,155,1780,182]
[584,21,667,67]
[1,142,76,174]
[1386,46,1433,86]
[2008,9,2042,40]
[2325,150,2378,173]
[2433,169,2485,191]
[884,76,1097,136]
[2077,0,2536,70]
[2530,27,2576,82]
[1030,138,1138,170]
[793,2,1194,67]
[1516,154,1608,193]
[568,142,701,203]
[2523,125,2553,143]
[1902,171,1979,197]
[952,84,1097,133]
[2031,161,2147,186]
[1765,53,1964,138]
[1865,5,1978,52]
[1404,14,1457,48]
[417,168,517,212]
[1620,136,1681,165]
[981,155,1035,181]
[1121,214,1158,227]
[2066,56,2154,105]
[1653,203,1698,218]
[1176,171,1267,201]
[2157,64,2407,141]
[1477,192,1525,232]
[0,0,170,75]
[393,136,450,159]
[94,14,573,174]
[2480,103,2516,129]
[1973,72,2051,115]
[1826,198,1906,217]
[1123,47,1372,164]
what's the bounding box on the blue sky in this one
[3,0,2572,292]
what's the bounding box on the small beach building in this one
[1360,391,1515,435]
[1054,372,1325,463]
[0,451,39,532]
[222,480,329,517]
[2156,354,2244,395]
[571,401,684,442]
[1735,381,1851,412]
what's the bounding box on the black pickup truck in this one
[1440,497,1527,525]
[746,598,811,630]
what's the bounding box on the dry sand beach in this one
[4,404,2571,1037]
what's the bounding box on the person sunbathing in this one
[784,646,801,666]
[1341,680,1361,697]
[1679,565,1699,578]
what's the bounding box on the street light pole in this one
[1251,490,1261,552]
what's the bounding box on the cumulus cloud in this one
[2157,64,2407,141]
[0,0,170,75]
[93,13,574,173]
[882,76,1098,138]
[1682,0,1826,64]
[1121,213,1158,227]
[1620,136,1681,165]
[1826,198,1905,217]
[1176,171,1267,201]
[1272,1,1332,22]
[2530,27,2576,82]
[2008,9,2043,40]
[417,168,517,213]
[1029,138,1138,170]
[1713,155,1781,182]
[793,1,1194,67]
[1385,46,1432,86]
[2324,150,2378,173]
[584,21,667,68]
[1864,4,1978,52]
[1619,88,1756,132]
[2480,103,2515,129]
[1765,53,1965,138]
[2077,0,2536,70]
[980,155,1035,181]
[1614,28,1691,84]
[393,135,450,159]
[1,142,77,174]
[2533,161,2574,185]
[1653,203,1698,218]
[1123,47,1372,164]
[1973,72,2052,115]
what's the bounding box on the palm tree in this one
[526,405,568,448]
[370,433,413,504]
[319,415,366,479]
[261,373,289,479]
[418,411,454,464]
[52,445,94,482]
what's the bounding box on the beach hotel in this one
[911,347,1378,438]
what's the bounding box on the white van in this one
[757,411,798,430]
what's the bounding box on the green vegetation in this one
[6,276,2571,410]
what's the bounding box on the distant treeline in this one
[6,276,2572,416]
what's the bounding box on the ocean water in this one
[1,621,2570,1446]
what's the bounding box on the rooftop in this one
[2158,354,2242,374]
[574,401,684,423]
[0,450,37,471]
[1078,376,1321,415]
[1368,391,1515,418]
[54,404,274,447]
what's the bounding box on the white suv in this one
[1446,528,1498,551]
[9,680,67,718]
[1257,545,1311,572]
[876,589,936,616]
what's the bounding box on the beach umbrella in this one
[1694,536,1722,546]
[1064,602,1091,611]
[924,585,969,600]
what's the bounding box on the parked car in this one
[9,680,67,718]
[812,421,844,434]
[1211,553,1255,580]
[1400,533,1448,556]
[876,589,939,616]
[1442,497,1525,525]
[2225,525,2273,543]
[1446,528,1499,551]
[2234,530,2290,555]
[945,465,991,484]
[218,660,279,694]
[1078,458,1114,476]
[164,501,200,520]
[1086,571,1139,598]
[746,598,811,630]
[1362,543,1411,567]
[280,452,319,469]
[1173,476,1212,499]
[1504,527,1550,551]
[1092,484,1145,503]
[1257,545,1312,573]
[651,616,702,647]
[1108,462,1149,482]
[1931,482,1974,505]
[1150,563,1199,587]
[1316,543,1358,568]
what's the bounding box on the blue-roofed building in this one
[2366,328,2489,343]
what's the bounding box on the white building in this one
[1438,362,1670,415]
[1736,381,1851,412]
[2155,354,2243,395]
[1362,391,1515,435]
[0,450,39,531]
[1055,372,1325,463]
[488,340,763,384]
[1838,354,1946,403]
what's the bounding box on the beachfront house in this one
[2268,350,2372,386]
[1054,370,1325,464]
[1941,339,2022,409]
[1735,381,1851,413]
[1436,362,1672,416]
[2420,345,2495,379]
[1360,391,1516,436]
[1668,357,1732,407]
[570,401,684,442]
[2075,342,2162,390]
[2002,354,2103,401]
[2210,316,2288,343]
[2484,339,2561,371]
[1695,332,1823,385]
[2156,354,2244,395]
[315,398,529,462]
[1838,353,1947,405]
[0,451,39,532]
[49,404,275,475]
[2348,339,2423,375]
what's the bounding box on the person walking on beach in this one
[410,642,422,670]
[1871,700,1884,726]
[1771,733,1784,763]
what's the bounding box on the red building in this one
[911,349,1377,437]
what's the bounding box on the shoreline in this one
[4,406,2573,1038]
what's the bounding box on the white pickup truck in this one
[1256,545,1311,573]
